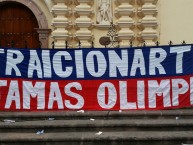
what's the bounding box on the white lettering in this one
[130,49,146,76]
[148,80,171,108]
[48,82,64,109]
[170,46,191,74]
[28,50,43,78]
[120,81,137,109]
[6,50,24,76]
[75,50,84,78]
[23,81,45,109]
[65,82,84,109]
[172,79,189,106]
[86,51,107,77]
[97,82,117,109]
[137,81,145,109]
[108,50,128,77]
[149,48,166,75]
[53,51,73,78]
[5,81,20,109]
[42,50,52,78]
[190,77,193,105]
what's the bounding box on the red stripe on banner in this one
[0,75,193,111]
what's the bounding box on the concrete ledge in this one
[0,109,193,120]
[0,109,193,145]
[0,119,193,132]
[1,131,193,142]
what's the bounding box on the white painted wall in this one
[158,0,193,45]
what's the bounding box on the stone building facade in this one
[0,0,192,48]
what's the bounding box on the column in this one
[74,0,93,48]
[115,0,135,47]
[51,0,71,48]
[35,28,51,48]
[138,0,158,46]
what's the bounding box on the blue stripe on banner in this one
[0,44,193,80]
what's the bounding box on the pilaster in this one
[35,28,51,49]
[115,0,135,47]
[74,0,93,48]
[51,0,71,48]
[137,0,158,46]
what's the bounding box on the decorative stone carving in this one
[115,0,135,47]
[47,0,160,48]
[96,0,113,25]
[137,0,158,46]
[74,0,93,48]
[51,0,71,48]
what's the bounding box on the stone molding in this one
[137,0,158,46]
[47,0,159,48]
[0,0,160,48]
[115,0,135,47]
[44,0,54,12]
[51,0,71,48]
[74,0,94,48]
[35,29,51,49]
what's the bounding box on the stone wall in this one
[48,0,159,48]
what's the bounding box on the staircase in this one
[0,109,193,145]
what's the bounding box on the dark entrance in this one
[0,2,39,48]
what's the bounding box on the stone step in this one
[0,109,193,121]
[0,119,193,133]
[0,131,193,145]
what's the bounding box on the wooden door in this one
[0,2,39,49]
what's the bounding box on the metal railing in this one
[0,39,188,49]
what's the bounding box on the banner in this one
[0,45,193,111]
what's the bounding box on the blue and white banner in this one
[0,44,192,111]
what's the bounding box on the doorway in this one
[0,2,39,48]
